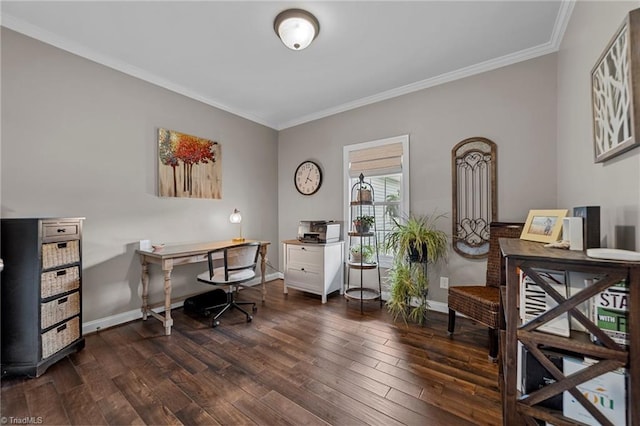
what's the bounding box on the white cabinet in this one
[282,240,344,303]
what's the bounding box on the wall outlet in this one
[440,277,449,289]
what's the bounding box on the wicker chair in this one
[447,221,524,361]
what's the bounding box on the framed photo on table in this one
[591,9,640,163]
[520,209,568,243]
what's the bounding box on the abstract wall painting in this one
[591,8,640,163]
[158,128,221,199]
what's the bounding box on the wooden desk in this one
[137,239,270,335]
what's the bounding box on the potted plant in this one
[353,215,375,233]
[384,212,448,325]
[386,260,429,325]
[384,212,448,263]
[356,188,372,203]
[350,244,375,264]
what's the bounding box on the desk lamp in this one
[230,209,244,242]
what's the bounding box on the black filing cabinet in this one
[1,218,85,377]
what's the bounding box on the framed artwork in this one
[520,209,568,243]
[591,9,640,163]
[451,137,497,259]
[158,128,222,199]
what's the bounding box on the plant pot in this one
[357,189,372,203]
[355,224,370,233]
[408,242,428,263]
[350,253,363,263]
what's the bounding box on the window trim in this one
[343,135,410,268]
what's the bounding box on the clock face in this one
[294,161,322,195]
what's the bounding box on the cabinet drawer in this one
[42,240,80,270]
[41,316,80,359]
[286,267,322,288]
[41,266,80,299]
[42,221,80,243]
[41,292,80,329]
[287,245,323,267]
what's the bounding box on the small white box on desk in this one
[562,217,583,251]
[139,239,152,251]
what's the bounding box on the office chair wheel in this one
[247,315,253,323]
[252,306,258,313]
[212,319,220,328]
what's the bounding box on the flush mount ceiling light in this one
[274,8,320,51]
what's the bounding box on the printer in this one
[297,220,341,243]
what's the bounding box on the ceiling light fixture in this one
[274,9,320,51]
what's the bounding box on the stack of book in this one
[590,279,629,346]
[516,349,628,425]
[562,357,627,426]
[516,273,630,425]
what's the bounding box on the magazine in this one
[519,269,569,337]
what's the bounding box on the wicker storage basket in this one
[41,316,80,359]
[41,266,80,299]
[41,292,80,329]
[42,240,80,270]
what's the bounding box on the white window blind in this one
[348,142,404,177]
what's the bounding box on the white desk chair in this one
[196,242,260,327]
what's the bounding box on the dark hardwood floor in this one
[1,279,502,425]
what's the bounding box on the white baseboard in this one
[427,300,449,314]
[82,273,454,334]
[82,272,282,335]
[379,291,449,315]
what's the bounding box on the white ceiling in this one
[1,1,573,130]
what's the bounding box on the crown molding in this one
[3,2,576,133]
[277,41,557,129]
[276,1,576,130]
[1,14,278,130]
[549,0,576,50]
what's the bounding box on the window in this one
[343,135,409,267]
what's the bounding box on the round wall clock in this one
[294,160,322,195]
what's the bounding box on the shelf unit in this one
[500,238,638,426]
[345,174,382,313]
[1,218,86,377]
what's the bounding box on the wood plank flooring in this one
[1,279,502,425]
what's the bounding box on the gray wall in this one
[1,29,279,324]
[557,1,640,251]
[4,0,639,322]
[278,54,559,304]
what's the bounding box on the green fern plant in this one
[386,260,429,325]
[385,211,448,325]
[384,212,448,263]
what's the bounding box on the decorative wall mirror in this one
[451,137,497,258]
